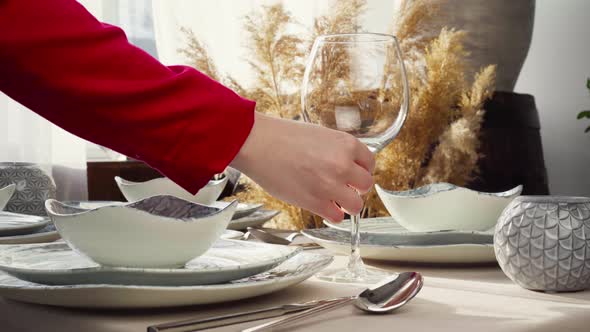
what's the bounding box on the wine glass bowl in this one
[301,33,409,283]
[302,33,409,153]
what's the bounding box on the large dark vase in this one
[0,162,56,216]
[468,91,549,195]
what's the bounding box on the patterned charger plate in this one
[0,240,299,286]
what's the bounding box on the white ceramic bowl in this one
[115,175,228,205]
[375,183,522,232]
[0,184,16,211]
[45,196,238,268]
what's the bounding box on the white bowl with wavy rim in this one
[0,184,16,211]
[45,196,237,268]
[115,176,228,205]
[375,183,522,232]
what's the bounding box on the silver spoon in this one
[246,227,321,250]
[242,271,423,332]
[246,227,301,245]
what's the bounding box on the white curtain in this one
[152,0,399,86]
[0,0,158,201]
[0,1,105,201]
[0,89,87,201]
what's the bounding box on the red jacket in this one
[0,0,255,194]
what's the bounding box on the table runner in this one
[0,254,588,332]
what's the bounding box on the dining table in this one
[0,249,589,332]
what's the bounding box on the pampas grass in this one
[177,0,496,228]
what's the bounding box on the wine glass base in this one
[316,266,393,284]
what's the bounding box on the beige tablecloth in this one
[0,253,589,332]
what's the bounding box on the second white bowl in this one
[115,175,228,205]
[46,196,238,268]
[375,183,522,232]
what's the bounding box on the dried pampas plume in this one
[420,65,496,186]
[243,4,305,120]
[177,0,496,228]
[178,27,221,81]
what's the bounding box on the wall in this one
[514,0,590,196]
[113,0,590,196]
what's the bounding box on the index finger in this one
[355,142,375,174]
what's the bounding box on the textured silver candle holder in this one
[0,163,56,216]
[494,196,590,292]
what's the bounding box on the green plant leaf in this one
[585,126,590,133]
[587,77,590,90]
[578,111,590,119]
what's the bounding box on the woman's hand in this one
[230,113,375,223]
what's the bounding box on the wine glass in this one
[301,33,409,283]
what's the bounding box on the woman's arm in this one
[0,0,255,193]
[0,0,375,222]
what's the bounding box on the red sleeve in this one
[0,0,255,194]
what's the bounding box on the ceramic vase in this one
[494,196,590,291]
[411,0,535,91]
[0,162,56,216]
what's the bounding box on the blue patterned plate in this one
[0,212,50,236]
[0,240,300,286]
[0,222,59,245]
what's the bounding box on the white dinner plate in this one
[0,212,50,236]
[0,240,300,286]
[0,252,332,308]
[302,228,496,264]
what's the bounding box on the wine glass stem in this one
[347,201,366,279]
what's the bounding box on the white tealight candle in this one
[334,105,361,132]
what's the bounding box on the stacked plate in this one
[0,196,330,309]
[0,240,332,308]
[302,183,524,264]
[303,217,495,264]
[0,211,59,245]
